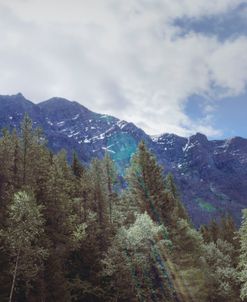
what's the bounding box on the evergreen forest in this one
[1,115,247,302]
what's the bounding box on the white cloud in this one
[0,0,246,137]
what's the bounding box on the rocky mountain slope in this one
[1,93,247,226]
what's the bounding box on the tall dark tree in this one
[102,152,118,224]
[126,141,174,226]
[71,152,84,179]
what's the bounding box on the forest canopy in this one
[0,115,246,302]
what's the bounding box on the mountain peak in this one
[15,92,25,98]
[0,93,35,109]
[38,97,93,121]
[0,93,246,226]
[39,97,76,107]
[190,132,208,144]
[0,92,26,101]
[39,97,90,111]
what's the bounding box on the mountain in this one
[1,93,247,226]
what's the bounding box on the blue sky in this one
[0,0,246,138]
[185,94,247,138]
[175,2,247,138]
[173,2,247,41]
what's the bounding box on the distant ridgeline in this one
[1,93,247,226]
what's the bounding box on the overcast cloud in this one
[0,0,247,137]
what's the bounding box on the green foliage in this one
[102,213,175,301]
[71,152,84,178]
[238,209,247,300]
[126,141,175,226]
[203,239,240,301]
[3,191,47,300]
[0,118,243,301]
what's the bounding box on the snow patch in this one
[102,146,116,154]
[182,139,197,152]
[150,135,160,142]
[72,114,80,120]
[117,120,127,130]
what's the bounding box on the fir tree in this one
[102,152,118,224]
[126,141,174,226]
[71,151,84,178]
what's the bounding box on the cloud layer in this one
[0,0,247,137]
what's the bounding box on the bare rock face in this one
[1,93,247,226]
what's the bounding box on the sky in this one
[0,0,247,138]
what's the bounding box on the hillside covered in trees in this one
[1,93,247,227]
[1,116,247,302]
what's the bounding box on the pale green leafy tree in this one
[3,191,48,302]
[102,212,175,301]
[239,209,247,300]
[203,239,240,302]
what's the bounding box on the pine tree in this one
[71,151,84,178]
[18,114,51,198]
[0,129,18,225]
[102,152,118,224]
[90,158,108,230]
[208,219,220,243]
[20,114,33,186]
[11,129,21,190]
[40,152,85,301]
[200,224,211,243]
[165,173,189,221]
[126,141,174,226]
[0,117,244,301]
[220,214,238,245]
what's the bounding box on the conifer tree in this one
[126,141,174,226]
[20,114,33,185]
[19,114,51,193]
[0,117,244,301]
[11,129,21,190]
[71,151,84,178]
[90,158,108,230]
[208,219,220,243]
[200,224,211,243]
[102,152,118,224]
[220,214,238,246]
[165,173,189,221]
[0,129,20,224]
[40,151,85,301]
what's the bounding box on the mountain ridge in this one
[1,93,247,226]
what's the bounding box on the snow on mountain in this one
[1,93,247,226]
